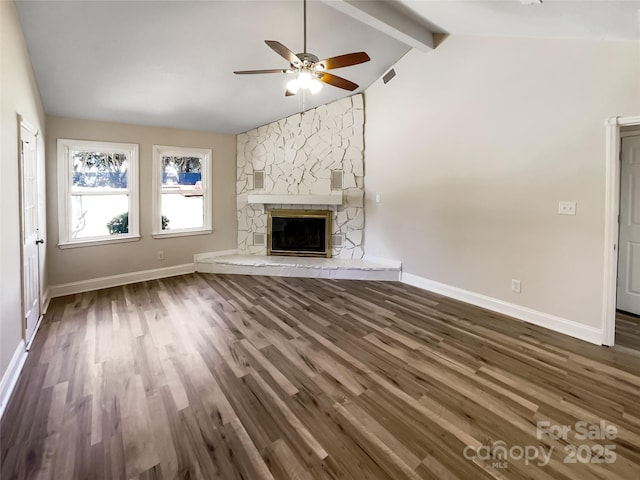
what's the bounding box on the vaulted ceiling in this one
[15,0,640,134]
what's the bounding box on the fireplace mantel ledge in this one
[247,193,343,206]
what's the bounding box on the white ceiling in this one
[15,0,411,134]
[400,0,640,42]
[15,1,640,135]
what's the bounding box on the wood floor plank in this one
[120,374,160,478]
[2,273,640,479]
[616,310,640,351]
[226,417,276,480]
[145,388,179,480]
[263,438,314,480]
[331,400,423,480]
[245,369,329,462]
[238,338,299,396]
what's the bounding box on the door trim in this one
[603,115,640,346]
[17,114,42,350]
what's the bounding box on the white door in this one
[20,123,42,347]
[617,134,640,315]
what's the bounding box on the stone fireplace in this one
[267,209,332,257]
[237,94,365,259]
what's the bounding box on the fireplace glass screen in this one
[267,209,331,257]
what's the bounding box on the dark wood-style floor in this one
[2,273,640,479]
[616,310,640,352]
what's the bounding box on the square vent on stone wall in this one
[253,171,265,190]
[253,232,265,246]
[331,170,343,190]
[331,234,345,248]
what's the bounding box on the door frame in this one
[603,115,640,346]
[17,114,43,350]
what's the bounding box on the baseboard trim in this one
[402,272,604,345]
[0,341,27,419]
[25,311,46,352]
[42,287,51,314]
[49,263,195,298]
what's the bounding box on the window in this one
[152,145,212,237]
[57,139,139,248]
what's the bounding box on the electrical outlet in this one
[511,279,521,293]
[157,250,165,260]
[558,201,577,215]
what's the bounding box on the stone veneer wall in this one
[237,94,365,258]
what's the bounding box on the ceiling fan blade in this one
[318,72,359,91]
[265,40,301,66]
[317,52,370,70]
[234,69,288,75]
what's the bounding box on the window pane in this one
[160,155,203,230]
[161,194,204,230]
[162,156,201,187]
[72,151,128,191]
[71,194,129,239]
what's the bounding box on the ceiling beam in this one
[322,0,435,52]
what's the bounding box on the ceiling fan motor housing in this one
[296,53,320,66]
[293,53,325,81]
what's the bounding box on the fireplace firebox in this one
[267,209,332,258]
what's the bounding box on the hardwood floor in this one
[2,273,640,479]
[616,310,640,352]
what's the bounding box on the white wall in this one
[365,36,640,332]
[0,1,47,381]
[46,116,238,286]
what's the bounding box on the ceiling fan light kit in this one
[287,72,323,95]
[234,0,370,97]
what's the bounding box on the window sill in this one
[152,229,213,239]
[58,235,141,249]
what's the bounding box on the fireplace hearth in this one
[267,209,332,258]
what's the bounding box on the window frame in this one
[152,144,212,238]
[57,138,140,249]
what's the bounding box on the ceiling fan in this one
[233,0,370,96]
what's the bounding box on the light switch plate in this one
[558,201,577,215]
